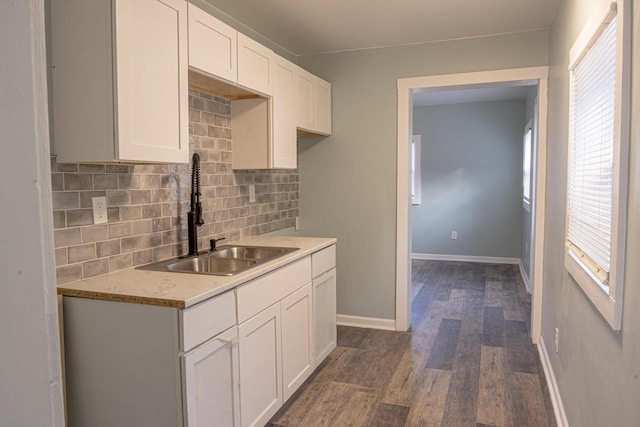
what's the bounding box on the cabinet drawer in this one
[181,290,236,352]
[237,257,311,323]
[312,245,336,278]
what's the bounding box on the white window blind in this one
[567,14,617,285]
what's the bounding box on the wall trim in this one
[412,253,519,265]
[519,259,532,294]
[336,314,396,331]
[538,338,570,427]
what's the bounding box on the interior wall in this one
[544,0,640,424]
[411,100,525,259]
[297,30,549,320]
[0,0,65,425]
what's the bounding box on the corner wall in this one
[0,0,65,424]
[543,0,640,424]
[298,30,549,319]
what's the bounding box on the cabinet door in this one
[239,304,282,427]
[237,33,274,96]
[182,326,241,427]
[272,57,297,169]
[114,0,189,163]
[188,3,237,83]
[313,268,337,366]
[281,283,314,400]
[295,67,315,132]
[314,77,332,136]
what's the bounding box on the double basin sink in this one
[138,245,299,276]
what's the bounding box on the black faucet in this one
[187,153,204,256]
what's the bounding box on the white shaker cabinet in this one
[237,33,274,96]
[296,68,332,137]
[312,245,337,366]
[295,67,316,132]
[272,57,298,169]
[314,77,333,135]
[238,303,283,427]
[281,283,314,400]
[182,326,241,427]
[51,0,189,164]
[188,3,237,84]
[233,56,297,170]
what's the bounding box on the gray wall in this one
[410,101,525,259]
[543,0,640,425]
[297,30,549,319]
[521,88,537,278]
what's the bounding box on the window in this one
[411,135,421,205]
[565,0,630,330]
[523,120,533,212]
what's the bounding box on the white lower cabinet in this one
[182,326,241,427]
[238,303,283,427]
[313,268,337,366]
[281,283,314,400]
[62,244,336,427]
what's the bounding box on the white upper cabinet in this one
[188,3,237,83]
[51,0,189,164]
[237,33,274,96]
[188,5,275,97]
[272,57,298,169]
[295,67,315,131]
[314,77,332,135]
[295,67,332,136]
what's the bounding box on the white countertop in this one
[57,236,336,308]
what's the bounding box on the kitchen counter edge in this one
[57,236,336,309]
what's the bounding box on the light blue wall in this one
[297,30,549,319]
[411,101,525,259]
[543,0,640,424]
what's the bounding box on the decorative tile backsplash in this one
[52,89,299,284]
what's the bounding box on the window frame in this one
[564,0,631,330]
[522,120,533,212]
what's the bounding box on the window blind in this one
[567,15,617,284]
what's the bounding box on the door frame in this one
[396,66,549,344]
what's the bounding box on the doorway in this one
[396,67,549,344]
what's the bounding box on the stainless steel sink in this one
[137,245,299,276]
[210,245,297,261]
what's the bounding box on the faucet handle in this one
[210,238,226,251]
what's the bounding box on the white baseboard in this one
[538,337,569,427]
[336,314,396,331]
[411,253,520,265]
[519,259,532,294]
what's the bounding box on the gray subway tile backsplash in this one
[52,90,299,284]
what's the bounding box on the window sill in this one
[565,250,621,330]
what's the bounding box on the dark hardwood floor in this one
[268,260,556,427]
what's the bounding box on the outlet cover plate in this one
[92,196,108,224]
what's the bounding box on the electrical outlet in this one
[295,216,300,231]
[92,196,108,224]
[249,185,256,203]
[555,327,559,353]
[451,230,458,240]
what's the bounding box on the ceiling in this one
[203,0,560,56]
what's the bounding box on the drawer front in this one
[237,257,311,324]
[181,290,236,352]
[312,245,336,278]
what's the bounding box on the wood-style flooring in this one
[268,260,556,427]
